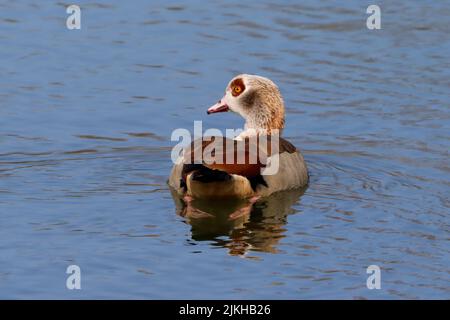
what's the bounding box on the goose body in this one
[169,74,308,199]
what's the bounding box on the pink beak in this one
[207,99,229,114]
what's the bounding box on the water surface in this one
[0,0,449,299]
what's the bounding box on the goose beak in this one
[207,98,229,114]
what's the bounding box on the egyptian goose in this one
[168,74,308,199]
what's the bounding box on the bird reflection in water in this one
[170,188,306,256]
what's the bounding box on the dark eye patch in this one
[230,78,245,97]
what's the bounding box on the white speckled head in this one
[207,74,285,133]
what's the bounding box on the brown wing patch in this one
[183,136,297,178]
[184,136,262,177]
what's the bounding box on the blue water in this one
[0,0,449,299]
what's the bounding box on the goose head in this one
[207,74,285,134]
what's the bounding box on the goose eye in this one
[230,78,245,96]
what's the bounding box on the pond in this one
[0,0,449,299]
